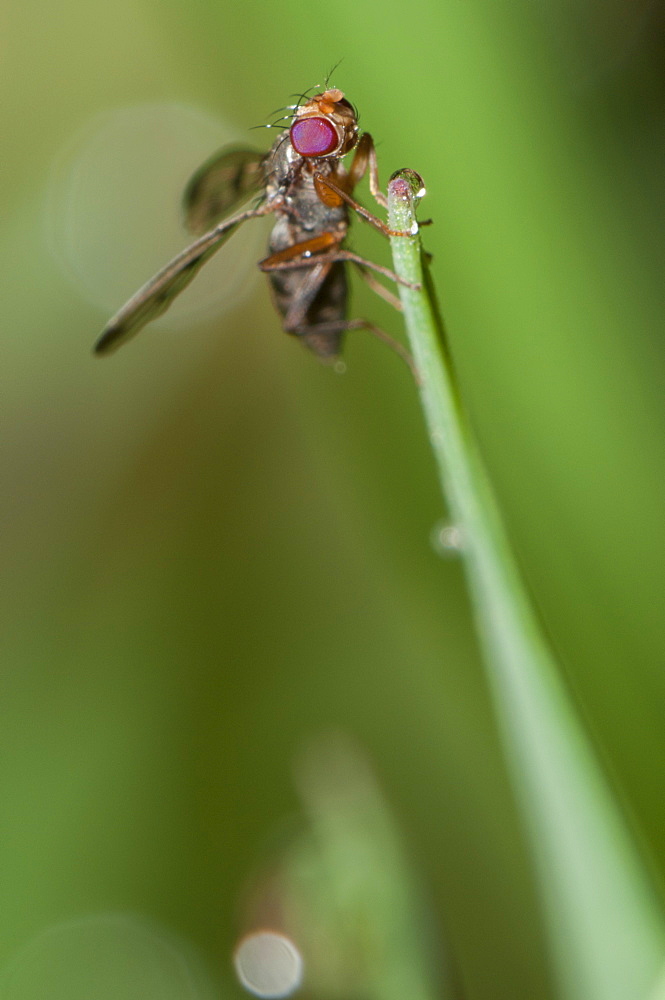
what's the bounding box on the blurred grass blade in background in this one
[237,734,454,1000]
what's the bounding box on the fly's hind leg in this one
[258,235,419,379]
[353,266,403,312]
[290,317,418,382]
[345,319,417,379]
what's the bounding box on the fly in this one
[93,87,423,367]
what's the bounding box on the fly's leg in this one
[258,236,419,378]
[260,245,419,291]
[346,139,430,221]
[345,132,388,207]
[258,235,339,332]
[289,318,418,381]
[258,232,340,270]
[333,249,419,289]
[313,132,424,237]
[353,265,403,312]
[314,173,417,238]
[282,260,336,331]
[344,320,417,378]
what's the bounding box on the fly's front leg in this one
[316,132,427,237]
[346,132,387,208]
[314,173,418,239]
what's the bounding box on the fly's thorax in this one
[295,197,346,235]
[264,133,327,196]
[285,174,347,234]
[264,142,348,234]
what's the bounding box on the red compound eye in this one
[290,117,339,156]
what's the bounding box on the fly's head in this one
[289,90,358,161]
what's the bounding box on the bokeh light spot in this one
[233,931,303,999]
[45,102,263,328]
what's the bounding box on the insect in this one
[93,87,422,365]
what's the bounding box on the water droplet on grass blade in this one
[430,521,465,558]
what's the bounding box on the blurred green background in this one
[2,1,665,998]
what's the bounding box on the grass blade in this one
[388,171,665,1000]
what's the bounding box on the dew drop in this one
[430,520,465,558]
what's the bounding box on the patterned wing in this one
[94,204,271,355]
[182,146,265,236]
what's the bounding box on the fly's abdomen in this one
[298,262,348,359]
